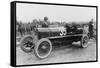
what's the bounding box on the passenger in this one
[42,16,49,27]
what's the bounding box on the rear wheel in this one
[34,38,52,59]
[80,35,89,48]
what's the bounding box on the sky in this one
[16,3,96,23]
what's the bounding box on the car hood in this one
[37,26,66,32]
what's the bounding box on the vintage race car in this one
[20,25,89,59]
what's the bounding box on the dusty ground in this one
[16,40,97,65]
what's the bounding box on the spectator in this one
[88,19,94,38]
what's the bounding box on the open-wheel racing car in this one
[20,24,89,59]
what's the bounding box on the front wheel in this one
[20,34,38,53]
[80,35,89,48]
[34,38,52,59]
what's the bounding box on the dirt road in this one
[16,40,97,65]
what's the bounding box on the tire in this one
[80,34,89,48]
[20,34,38,53]
[34,38,52,59]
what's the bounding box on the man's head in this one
[44,16,48,21]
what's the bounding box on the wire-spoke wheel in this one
[34,38,52,59]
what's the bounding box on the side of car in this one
[20,25,89,59]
